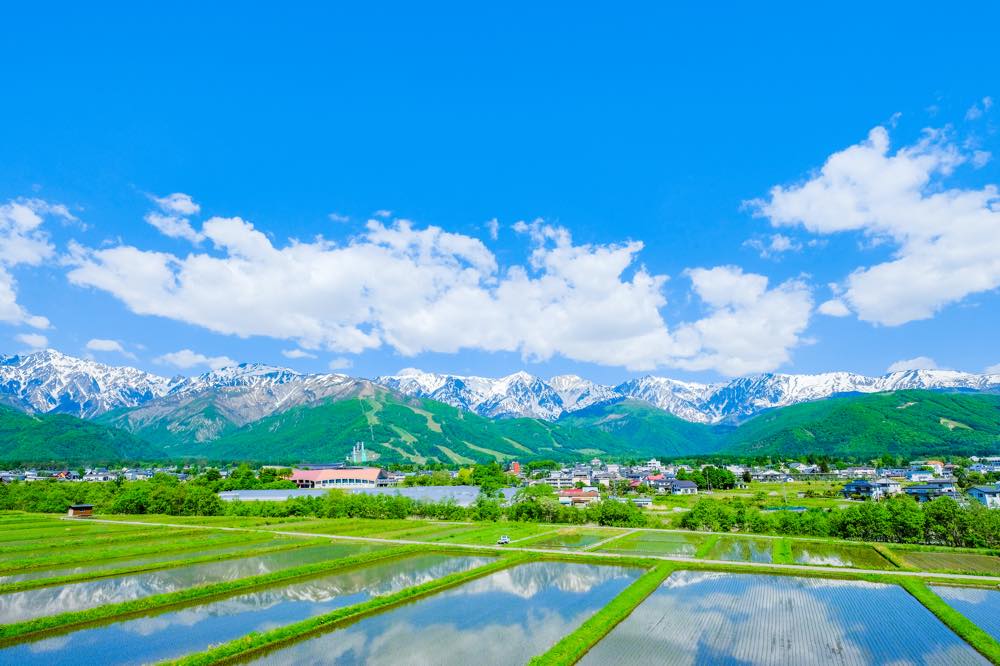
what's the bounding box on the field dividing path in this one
[70,517,1000,584]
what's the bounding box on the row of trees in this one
[679,496,1000,548]
[0,474,648,527]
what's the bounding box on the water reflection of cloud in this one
[454,562,636,599]
[250,562,636,665]
[932,585,991,605]
[582,573,987,665]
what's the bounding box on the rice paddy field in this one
[579,572,989,665]
[705,536,775,563]
[594,530,706,557]
[788,540,896,570]
[891,549,1000,576]
[932,586,1000,643]
[0,512,997,665]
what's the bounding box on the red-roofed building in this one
[290,467,389,489]
[558,488,600,507]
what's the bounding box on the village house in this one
[968,484,1000,509]
[558,488,601,507]
[841,478,902,500]
[904,478,958,503]
[669,479,698,495]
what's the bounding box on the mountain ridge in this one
[4,350,1000,430]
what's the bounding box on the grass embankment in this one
[0,545,423,645]
[692,535,719,558]
[772,539,794,565]
[898,578,1000,664]
[527,563,674,665]
[873,543,908,568]
[0,531,274,573]
[163,553,528,666]
[0,538,320,595]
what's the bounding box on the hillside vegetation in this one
[722,390,1000,458]
[0,406,159,463]
[6,389,1000,464]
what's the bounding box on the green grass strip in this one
[527,562,675,666]
[0,544,420,645]
[0,531,273,573]
[898,578,1000,664]
[693,534,719,558]
[771,539,794,565]
[0,539,321,595]
[164,553,532,666]
[872,543,908,569]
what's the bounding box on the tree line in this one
[679,496,1000,549]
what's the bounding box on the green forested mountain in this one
[721,390,1000,458]
[0,406,160,463]
[555,400,723,455]
[162,393,634,464]
[5,389,1000,464]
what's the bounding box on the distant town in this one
[4,453,999,510]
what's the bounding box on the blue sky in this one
[1,3,998,383]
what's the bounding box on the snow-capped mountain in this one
[613,376,720,423]
[377,369,566,420]
[104,363,378,443]
[0,349,177,418]
[4,349,1000,427]
[381,368,1000,424]
[549,375,621,412]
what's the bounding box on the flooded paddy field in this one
[245,561,642,665]
[705,536,774,563]
[932,585,1000,642]
[517,528,626,550]
[0,553,493,665]
[594,531,706,557]
[581,571,988,665]
[0,542,381,623]
[789,541,896,569]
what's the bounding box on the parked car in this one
[497,535,510,545]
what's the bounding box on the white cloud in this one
[485,217,500,241]
[965,96,993,121]
[328,357,353,370]
[817,299,851,317]
[750,125,1000,326]
[0,198,75,329]
[154,349,235,370]
[972,150,991,168]
[15,333,47,349]
[145,192,204,243]
[887,356,939,372]
[744,233,802,258]
[671,266,813,375]
[373,209,392,219]
[67,216,814,375]
[281,348,317,359]
[85,338,136,359]
[986,363,1000,375]
[152,193,200,216]
[328,212,350,223]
